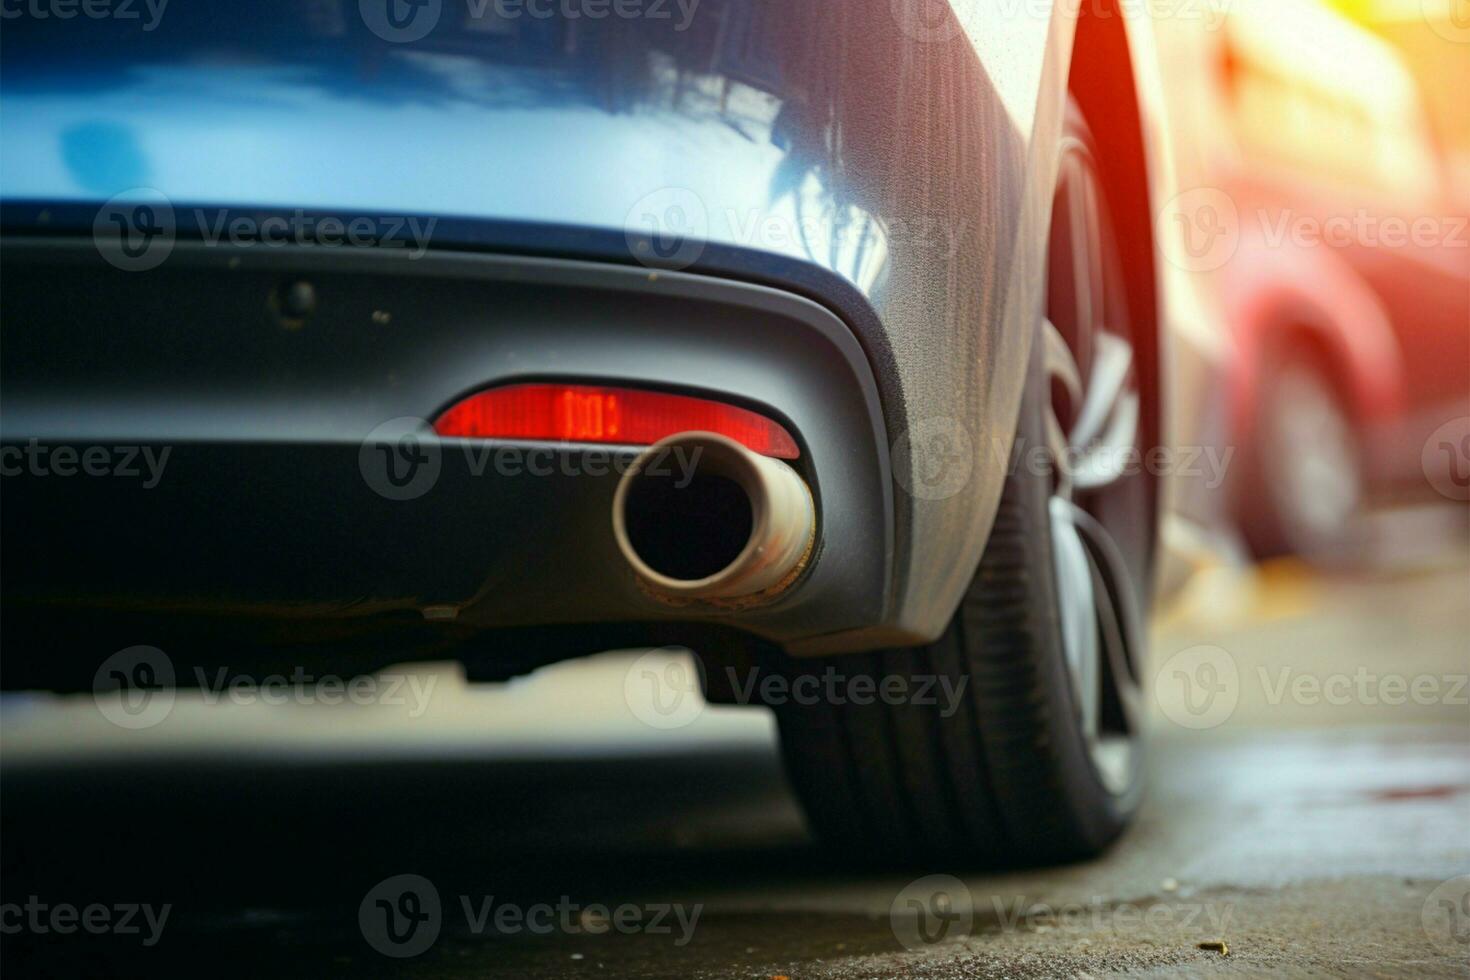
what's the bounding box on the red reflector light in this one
[433,384,800,459]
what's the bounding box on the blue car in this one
[1,0,1178,864]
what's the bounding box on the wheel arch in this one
[1066,0,1166,584]
[1225,253,1408,443]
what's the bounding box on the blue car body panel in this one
[1,0,1095,646]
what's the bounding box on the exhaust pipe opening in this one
[613,432,816,602]
[622,473,754,582]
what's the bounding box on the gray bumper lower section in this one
[1,241,897,670]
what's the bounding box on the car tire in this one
[1241,348,1365,563]
[773,99,1151,866]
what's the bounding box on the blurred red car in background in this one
[1159,0,1469,560]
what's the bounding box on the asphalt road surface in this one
[2,531,1467,978]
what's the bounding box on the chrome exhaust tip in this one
[612,432,816,602]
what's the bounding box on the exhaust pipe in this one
[612,432,816,602]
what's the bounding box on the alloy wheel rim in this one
[1268,363,1362,546]
[1043,136,1148,797]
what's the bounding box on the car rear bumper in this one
[0,238,900,686]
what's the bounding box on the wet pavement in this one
[2,541,1467,978]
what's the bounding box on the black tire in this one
[773,100,1149,866]
[1239,346,1365,563]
